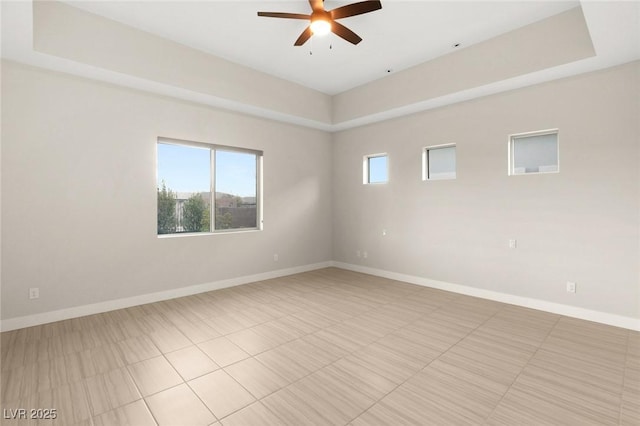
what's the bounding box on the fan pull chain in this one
[307,39,333,55]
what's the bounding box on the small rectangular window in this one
[509,130,558,175]
[363,154,388,184]
[157,138,262,236]
[423,144,456,180]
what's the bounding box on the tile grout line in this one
[139,396,161,426]
[616,329,631,425]
[141,327,218,425]
[173,282,342,424]
[261,286,470,423]
[217,278,441,423]
[480,313,563,425]
[346,299,510,425]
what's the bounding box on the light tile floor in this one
[1,268,638,425]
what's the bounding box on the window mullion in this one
[211,149,216,232]
[257,155,263,229]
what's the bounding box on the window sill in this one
[157,228,261,238]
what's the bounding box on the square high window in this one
[509,130,559,175]
[363,154,388,184]
[423,144,456,180]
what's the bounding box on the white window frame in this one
[157,137,263,237]
[508,129,559,176]
[363,153,389,185]
[422,143,457,181]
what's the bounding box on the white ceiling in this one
[62,0,580,95]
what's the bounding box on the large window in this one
[157,138,262,235]
[423,144,456,180]
[363,153,388,184]
[509,130,559,175]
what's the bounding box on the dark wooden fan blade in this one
[309,0,324,12]
[257,12,310,20]
[330,0,382,20]
[294,26,313,46]
[331,21,362,45]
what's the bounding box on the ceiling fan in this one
[257,0,382,46]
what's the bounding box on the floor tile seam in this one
[304,285,423,311]
[180,376,223,424]
[335,293,500,425]
[145,378,222,424]
[541,323,629,371]
[226,318,313,346]
[542,332,630,356]
[129,349,188,393]
[209,311,342,367]
[9,297,341,407]
[199,295,349,339]
[79,366,125,421]
[207,369,269,424]
[211,356,268,422]
[230,285,446,425]
[214,283,423,361]
[198,299,354,360]
[2,380,94,425]
[91,335,182,421]
[617,330,632,423]
[409,307,512,392]
[91,397,157,426]
[6,320,280,415]
[482,313,563,424]
[137,397,160,426]
[500,379,624,425]
[2,353,137,415]
[193,294,343,423]
[524,355,629,390]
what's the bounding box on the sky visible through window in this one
[369,155,388,183]
[215,150,256,198]
[157,143,256,196]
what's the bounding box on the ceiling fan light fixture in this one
[257,0,382,46]
[310,19,331,36]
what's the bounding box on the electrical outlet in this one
[509,239,517,249]
[29,288,39,300]
[356,250,361,258]
[363,251,368,259]
[566,281,576,293]
[273,253,279,262]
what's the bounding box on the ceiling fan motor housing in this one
[311,10,331,24]
[257,0,382,46]
[311,10,332,34]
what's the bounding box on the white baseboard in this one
[331,261,640,331]
[0,261,332,332]
[3,260,638,332]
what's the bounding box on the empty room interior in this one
[1,1,639,425]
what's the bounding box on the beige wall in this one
[1,61,333,320]
[332,62,640,318]
[2,58,638,326]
